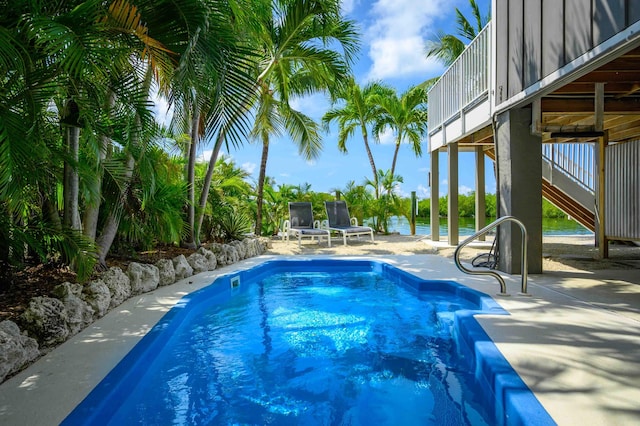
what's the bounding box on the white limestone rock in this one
[53,282,94,334]
[0,320,40,383]
[101,266,131,308]
[187,252,208,274]
[209,243,240,266]
[229,240,247,259]
[243,237,268,257]
[82,280,111,318]
[196,247,217,271]
[20,297,69,347]
[127,262,160,294]
[172,255,193,281]
[208,243,228,266]
[155,258,176,286]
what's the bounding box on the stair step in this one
[542,179,595,231]
[483,148,595,232]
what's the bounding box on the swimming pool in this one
[63,259,553,425]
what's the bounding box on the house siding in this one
[494,0,639,107]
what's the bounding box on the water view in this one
[380,217,593,237]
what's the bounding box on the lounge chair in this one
[324,200,374,246]
[283,202,331,247]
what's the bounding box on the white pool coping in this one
[1,254,639,425]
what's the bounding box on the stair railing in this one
[542,143,595,193]
[454,216,529,296]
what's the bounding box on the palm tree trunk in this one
[43,193,62,232]
[96,151,135,267]
[83,91,116,240]
[390,141,401,181]
[184,105,200,248]
[63,125,82,231]
[96,69,152,267]
[255,135,270,236]
[362,132,379,199]
[194,89,257,240]
[195,129,225,241]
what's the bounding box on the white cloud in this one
[459,185,474,195]
[392,182,407,197]
[198,149,213,163]
[242,162,256,174]
[342,0,358,15]
[365,0,448,81]
[377,127,395,145]
[438,180,475,195]
[151,90,173,127]
[289,93,330,120]
[417,184,429,198]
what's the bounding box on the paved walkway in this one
[1,253,639,425]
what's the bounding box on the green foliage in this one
[417,199,431,217]
[212,208,252,242]
[414,192,560,219]
[542,198,567,218]
[110,148,187,253]
[340,181,374,226]
[425,0,490,66]
[202,156,254,242]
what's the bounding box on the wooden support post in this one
[595,83,605,131]
[430,151,440,242]
[596,131,608,259]
[475,146,486,241]
[531,97,542,135]
[410,191,417,235]
[448,142,459,246]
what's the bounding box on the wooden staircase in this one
[484,148,595,232]
[541,179,595,231]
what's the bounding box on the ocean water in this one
[378,216,593,237]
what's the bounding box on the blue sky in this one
[165,0,495,199]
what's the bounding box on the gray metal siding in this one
[606,140,640,240]
[524,1,542,87]
[542,1,565,77]
[565,0,593,62]
[508,0,524,98]
[631,1,640,24]
[495,0,509,104]
[594,0,626,44]
[496,0,639,105]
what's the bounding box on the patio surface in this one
[0,240,639,425]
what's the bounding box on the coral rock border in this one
[0,237,269,384]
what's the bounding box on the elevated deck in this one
[427,2,640,253]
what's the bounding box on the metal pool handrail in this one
[454,216,529,296]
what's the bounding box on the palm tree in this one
[322,77,393,199]
[365,169,403,233]
[167,0,257,247]
[424,0,490,66]
[340,180,374,226]
[0,0,169,274]
[372,86,428,180]
[250,87,322,236]
[248,0,359,236]
[0,0,252,271]
[95,0,204,264]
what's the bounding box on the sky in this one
[164,0,495,200]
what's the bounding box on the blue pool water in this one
[64,260,553,425]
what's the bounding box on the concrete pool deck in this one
[0,247,639,424]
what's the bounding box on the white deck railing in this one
[542,143,595,193]
[426,21,595,199]
[427,22,491,132]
